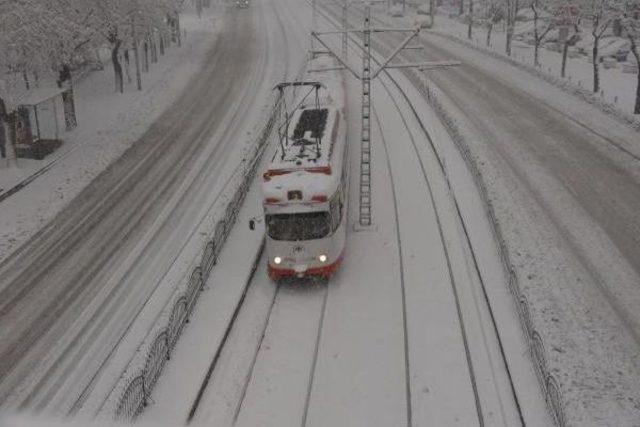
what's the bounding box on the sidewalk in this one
[0,8,223,264]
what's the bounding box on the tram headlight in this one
[274,256,282,265]
[318,254,327,263]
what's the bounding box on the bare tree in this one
[504,0,521,55]
[622,2,640,113]
[530,0,555,66]
[481,0,504,46]
[468,0,475,38]
[581,0,619,92]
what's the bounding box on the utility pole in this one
[360,5,372,226]
[311,0,318,56]
[312,8,460,227]
[342,0,348,59]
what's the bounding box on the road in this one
[0,1,284,415]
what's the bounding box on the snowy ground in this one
[428,9,638,114]
[356,2,640,425]
[0,0,293,417]
[0,7,222,264]
[138,0,550,425]
[1,0,638,424]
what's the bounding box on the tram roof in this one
[262,55,346,205]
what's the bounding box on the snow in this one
[433,13,640,116]
[138,1,550,425]
[0,413,159,427]
[365,6,640,423]
[70,0,303,420]
[263,56,348,205]
[0,7,223,265]
[2,0,637,424]
[0,0,301,417]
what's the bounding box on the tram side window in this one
[330,191,341,232]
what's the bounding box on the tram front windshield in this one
[266,211,330,241]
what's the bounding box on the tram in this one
[261,56,348,281]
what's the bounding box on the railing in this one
[102,62,308,423]
[108,118,270,422]
[401,67,566,426]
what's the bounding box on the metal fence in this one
[108,63,308,422]
[402,67,566,426]
[111,133,266,422]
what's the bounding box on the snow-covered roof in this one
[0,76,65,109]
[262,55,346,206]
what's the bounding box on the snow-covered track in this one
[374,74,522,427]
[314,2,550,426]
[182,1,536,425]
[336,3,640,425]
[186,3,326,423]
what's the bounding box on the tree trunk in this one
[130,16,142,91]
[486,24,493,46]
[95,48,104,70]
[4,111,18,168]
[532,6,539,66]
[124,50,132,83]
[196,0,203,17]
[635,67,640,115]
[112,41,124,93]
[429,0,434,24]
[57,64,71,88]
[467,0,473,39]
[62,87,78,130]
[176,14,182,47]
[22,71,30,90]
[0,97,6,161]
[505,0,517,56]
[630,38,640,114]
[144,40,149,72]
[592,37,600,93]
[0,117,6,160]
[160,34,165,56]
[151,34,158,63]
[561,41,569,78]
[134,41,142,91]
[458,0,463,16]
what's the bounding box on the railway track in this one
[183,1,321,423]
[179,1,532,426]
[373,77,523,426]
[311,2,530,425]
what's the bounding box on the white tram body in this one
[262,57,347,281]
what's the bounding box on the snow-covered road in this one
[0,1,289,416]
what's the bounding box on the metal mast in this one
[359,5,372,227]
[342,0,348,59]
[311,9,459,228]
[311,0,317,54]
